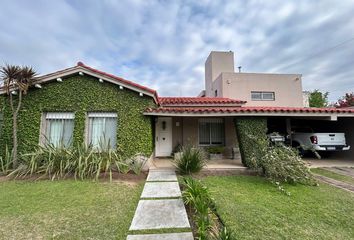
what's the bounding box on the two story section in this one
[203,51,303,107]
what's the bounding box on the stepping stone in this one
[129,199,190,230]
[147,170,177,182]
[141,182,182,198]
[127,232,193,240]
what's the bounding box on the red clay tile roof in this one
[145,106,354,114]
[77,62,157,95]
[158,97,246,105]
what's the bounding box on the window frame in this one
[86,112,118,150]
[40,112,75,148]
[251,91,275,101]
[198,118,225,146]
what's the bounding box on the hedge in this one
[234,117,268,168]
[0,75,156,158]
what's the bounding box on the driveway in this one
[304,158,354,168]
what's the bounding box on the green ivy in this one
[0,75,156,158]
[234,117,268,168]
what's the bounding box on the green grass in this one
[0,180,143,239]
[203,175,354,240]
[311,168,354,185]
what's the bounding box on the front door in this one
[155,117,172,157]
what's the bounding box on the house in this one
[0,62,158,158]
[145,51,354,161]
[1,52,354,165]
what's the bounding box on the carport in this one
[267,115,354,161]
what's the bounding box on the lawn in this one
[311,168,354,185]
[203,175,354,240]
[0,179,143,239]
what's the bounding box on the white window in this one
[198,118,224,145]
[44,112,75,147]
[251,91,275,101]
[87,112,117,149]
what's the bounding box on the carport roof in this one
[144,106,354,117]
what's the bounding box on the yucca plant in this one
[210,226,235,240]
[182,177,211,207]
[126,153,147,175]
[174,146,206,174]
[0,145,13,175]
[9,141,133,181]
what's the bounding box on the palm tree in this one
[1,65,37,167]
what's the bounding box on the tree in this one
[0,65,37,167]
[336,92,354,108]
[309,89,329,108]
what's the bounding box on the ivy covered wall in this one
[0,75,156,158]
[234,117,268,168]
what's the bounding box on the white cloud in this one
[0,0,353,101]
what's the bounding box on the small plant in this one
[0,145,13,175]
[126,153,147,175]
[174,146,206,174]
[211,226,235,240]
[172,143,182,154]
[181,177,233,240]
[182,177,211,206]
[207,146,224,154]
[8,142,135,181]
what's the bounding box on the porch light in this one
[79,71,84,76]
[139,93,143,97]
[56,78,63,82]
[98,78,104,83]
[35,84,42,89]
[119,86,124,90]
[11,90,17,95]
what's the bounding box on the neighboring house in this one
[0,62,157,158]
[1,52,354,162]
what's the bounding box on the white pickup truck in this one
[291,128,350,154]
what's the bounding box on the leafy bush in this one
[181,177,235,240]
[174,146,206,174]
[8,143,146,181]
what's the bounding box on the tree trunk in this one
[11,91,22,168]
[12,111,18,167]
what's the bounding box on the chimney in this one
[205,51,235,97]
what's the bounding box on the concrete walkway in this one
[127,170,193,240]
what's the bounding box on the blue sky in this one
[1,0,354,102]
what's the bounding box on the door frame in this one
[155,117,173,157]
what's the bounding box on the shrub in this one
[181,177,235,240]
[8,143,146,181]
[0,145,12,175]
[174,146,206,174]
[182,177,212,206]
[206,146,225,154]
